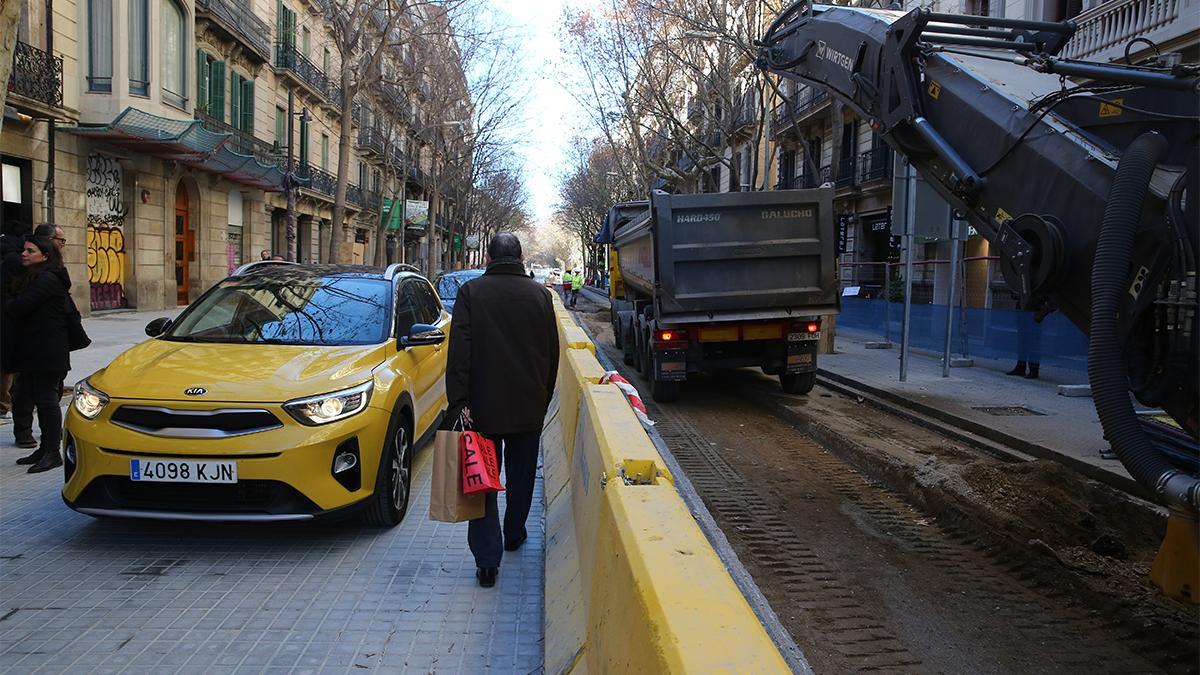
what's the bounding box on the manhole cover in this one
[972,405,1047,416]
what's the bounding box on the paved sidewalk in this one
[0,309,545,674]
[822,329,1133,485]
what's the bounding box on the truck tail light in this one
[654,329,688,345]
[793,319,821,333]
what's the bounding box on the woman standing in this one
[5,235,71,473]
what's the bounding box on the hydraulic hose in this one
[1088,131,1200,512]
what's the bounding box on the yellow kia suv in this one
[62,261,450,525]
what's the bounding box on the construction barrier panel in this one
[543,294,789,673]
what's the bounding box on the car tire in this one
[780,372,816,395]
[365,410,413,527]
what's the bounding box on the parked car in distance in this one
[434,269,486,314]
[63,261,449,526]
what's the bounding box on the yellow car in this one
[62,261,450,525]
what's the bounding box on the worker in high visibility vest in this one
[569,269,583,307]
[560,270,573,302]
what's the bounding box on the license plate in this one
[789,332,822,341]
[130,459,236,483]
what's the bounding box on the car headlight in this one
[72,379,110,420]
[283,381,373,426]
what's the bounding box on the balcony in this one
[348,185,381,212]
[772,87,830,136]
[858,145,893,184]
[1060,0,1196,62]
[730,94,756,137]
[195,112,280,167]
[294,162,336,199]
[686,98,703,122]
[7,41,63,111]
[275,44,331,103]
[357,127,386,157]
[834,156,857,190]
[195,0,272,63]
[818,164,833,185]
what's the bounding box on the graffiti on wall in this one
[85,155,127,310]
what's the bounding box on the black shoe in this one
[27,451,62,474]
[15,436,37,449]
[476,567,497,588]
[1006,361,1027,376]
[504,534,527,552]
[16,449,43,465]
[1024,365,1040,380]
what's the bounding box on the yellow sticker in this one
[994,207,1013,225]
[928,81,942,99]
[1099,98,1123,117]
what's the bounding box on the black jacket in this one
[3,267,71,373]
[446,260,560,435]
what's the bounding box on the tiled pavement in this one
[0,434,546,674]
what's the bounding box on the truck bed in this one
[612,189,839,322]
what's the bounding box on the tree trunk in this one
[0,0,22,134]
[426,174,441,277]
[329,73,353,263]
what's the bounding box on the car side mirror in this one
[402,323,445,348]
[145,317,173,337]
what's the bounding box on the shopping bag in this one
[429,429,485,522]
[461,431,504,494]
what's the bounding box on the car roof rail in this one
[234,259,303,276]
[385,263,422,279]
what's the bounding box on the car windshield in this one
[165,275,392,346]
[437,270,485,300]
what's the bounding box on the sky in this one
[485,0,591,227]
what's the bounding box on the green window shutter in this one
[229,72,241,131]
[275,106,284,144]
[196,50,208,113]
[209,60,225,123]
[242,80,255,134]
[299,116,309,166]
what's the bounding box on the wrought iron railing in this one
[835,156,857,189]
[195,112,280,166]
[686,98,703,121]
[325,80,344,110]
[8,41,63,109]
[819,164,833,185]
[859,145,893,183]
[195,0,272,62]
[295,163,336,198]
[357,127,386,155]
[772,87,830,134]
[275,44,330,99]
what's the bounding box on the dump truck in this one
[605,189,839,402]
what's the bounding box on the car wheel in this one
[780,372,816,395]
[366,413,412,527]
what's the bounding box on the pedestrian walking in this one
[4,234,71,473]
[446,231,559,588]
[0,223,27,417]
[570,269,582,307]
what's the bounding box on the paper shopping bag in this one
[429,429,485,522]
[461,431,504,495]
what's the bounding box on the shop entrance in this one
[174,184,194,306]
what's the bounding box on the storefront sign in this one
[837,216,849,254]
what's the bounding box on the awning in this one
[60,107,287,191]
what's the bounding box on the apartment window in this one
[229,73,255,133]
[302,27,311,58]
[128,0,149,95]
[323,47,330,74]
[87,0,113,91]
[358,161,367,189]
[277,2,296,53]
[196,51,224,120]
[161,0,187,108]
[275,106,286,146]
[320,133,329,171]
[299,116,309,167]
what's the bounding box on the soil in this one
[570,290,1198,674]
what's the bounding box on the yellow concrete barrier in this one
[545,296,789,673]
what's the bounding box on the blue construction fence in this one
[838,297,1090,371]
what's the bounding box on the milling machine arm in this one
[758,3,1199,511]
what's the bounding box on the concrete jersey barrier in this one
[543,294,790,673]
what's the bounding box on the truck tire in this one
[612,316,623,349]
[651,377,680,403]
[623,324,636,366]
[780,372,816,395]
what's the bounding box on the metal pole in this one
[285,91,296,262]
[899,162,916,382]
[44,0,55,223]
[883,262,891,343]
[941,216,960,377]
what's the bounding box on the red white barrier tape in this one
[600,371,655,426]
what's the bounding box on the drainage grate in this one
[971,405,1047,416]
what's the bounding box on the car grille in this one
[75,477,321,514]
[110,406,282,438]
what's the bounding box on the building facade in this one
[2,0,467,314]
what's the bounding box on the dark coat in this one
[3,266,71,373]
[446,259,560,435]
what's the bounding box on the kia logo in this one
[184,387,207,396]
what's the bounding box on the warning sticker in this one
[1099,99,1124,117]
[928,81,942,99]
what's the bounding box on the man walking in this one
[446,232,559,588]
[569,269,582,307]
